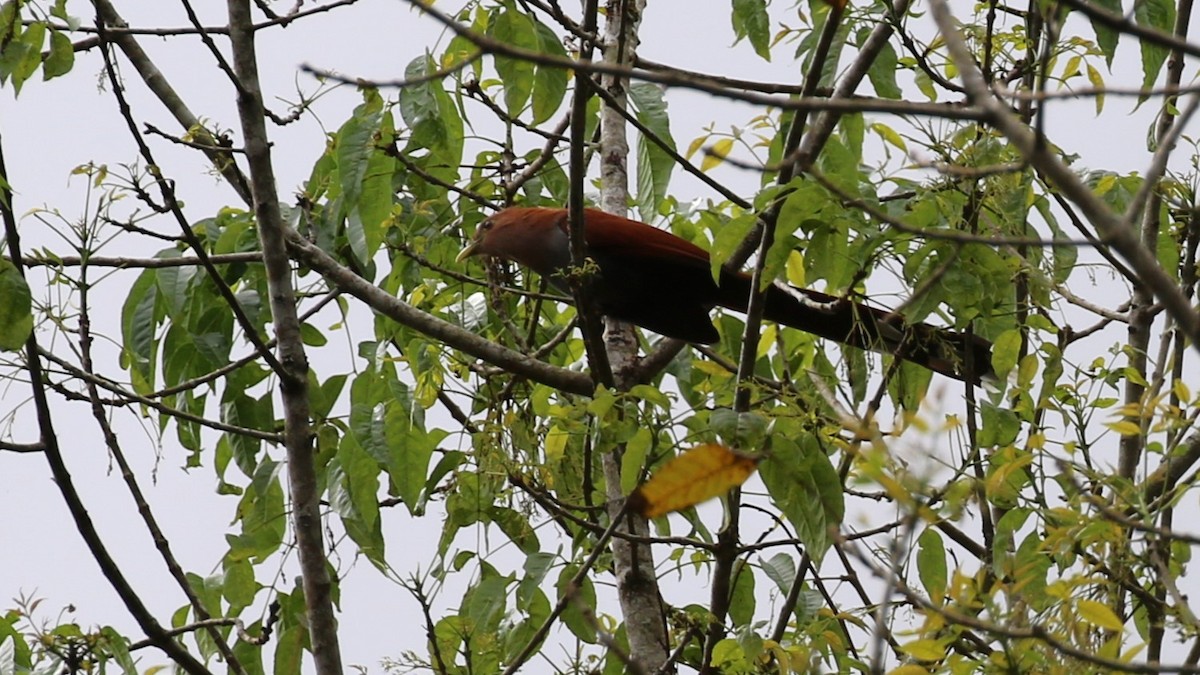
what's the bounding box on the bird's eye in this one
[480,219,493,231]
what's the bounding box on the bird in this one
[457,206,992,382]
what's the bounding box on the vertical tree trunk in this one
[225,3,344,674]
[596,0,671,671]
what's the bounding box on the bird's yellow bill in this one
[455,240,480,262]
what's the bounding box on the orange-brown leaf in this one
[629,443,759,518]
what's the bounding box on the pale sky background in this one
[0,0,1179,672]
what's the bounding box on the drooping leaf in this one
[866,39,902,99]
[8,21,44,94]
[557,565,597,644]
[916,528,947,603]
[991,328,1022,377]
[489,8,539,115]
[759,435,843,562]
[335,91,386,265]
[0,258,33,351]
[731,0,771,61]
[385,394,438,514]
[629,82,676,222]
[398,55,464,188]
[531,20,568,124]
[1087,0,1122,66]
[1135,0,1175,104]
[120,266,161,394]
[707,212,757,282]
[728,559,756,626]
[43,29,73,80]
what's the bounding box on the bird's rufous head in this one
[455,207,570,275]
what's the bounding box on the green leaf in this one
[518,552,555,611]
[490,8,539,115]
[776,180,827,230]
[1088,0,1122,66]
[731,0,771,61]
[621,426,653,494]
[154,250,195,320]
[349,365,390,465]
[979,402,1022,448]
[465,569,512,634]
[1034,195,1076,284]
[221,391,267,472]
[120,266,159,392]
[1158,211,1181,281]
[991,328,1022,377]
[531,21,568,124]
[866,41,902,99]
[357,113,398,258]
[43,29,73,80]
[707,212,756,282]
[992,507,1032,577]
[761,552,795,592]
[800,5,849,89]
[399,55,439,130]
[221,558,259,613]
[804,219,849,287]
[228,460,286,563]
[310,372,347,422]
[99,626,136,673]
[336,92,385,265]
[1135,0,1175,101]
[333,433,381,533]
[273,625,304,675]
[729,559,756,626]
[398,55,464,188]
[490,507,539,554]
[0,258,32,351]
[759,435,844,563]
[916,529,947,603]
[816,135,859,197]
[558,565,597,644]
[629,82,676,222]
[9,21,44,93]
[385,397,436,514]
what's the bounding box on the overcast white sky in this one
[0,0,1176,671]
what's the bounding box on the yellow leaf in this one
[1078,599,1124,631]
[692,359,733,378]
[1104,420,1143,437]
[1121,641,1146,663]
[628,443,759,518]
[1086,63,1105,114]
[1062,55,1082,79]
[546,426,569,462]
[701,138,734,172]
[899,638,945,661]
[871,122,907,152]
[888,666,932,675]
[1174,379,1192,404]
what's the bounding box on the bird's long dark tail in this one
[717,273,993,383]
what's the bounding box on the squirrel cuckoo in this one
[458,207,992,382]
